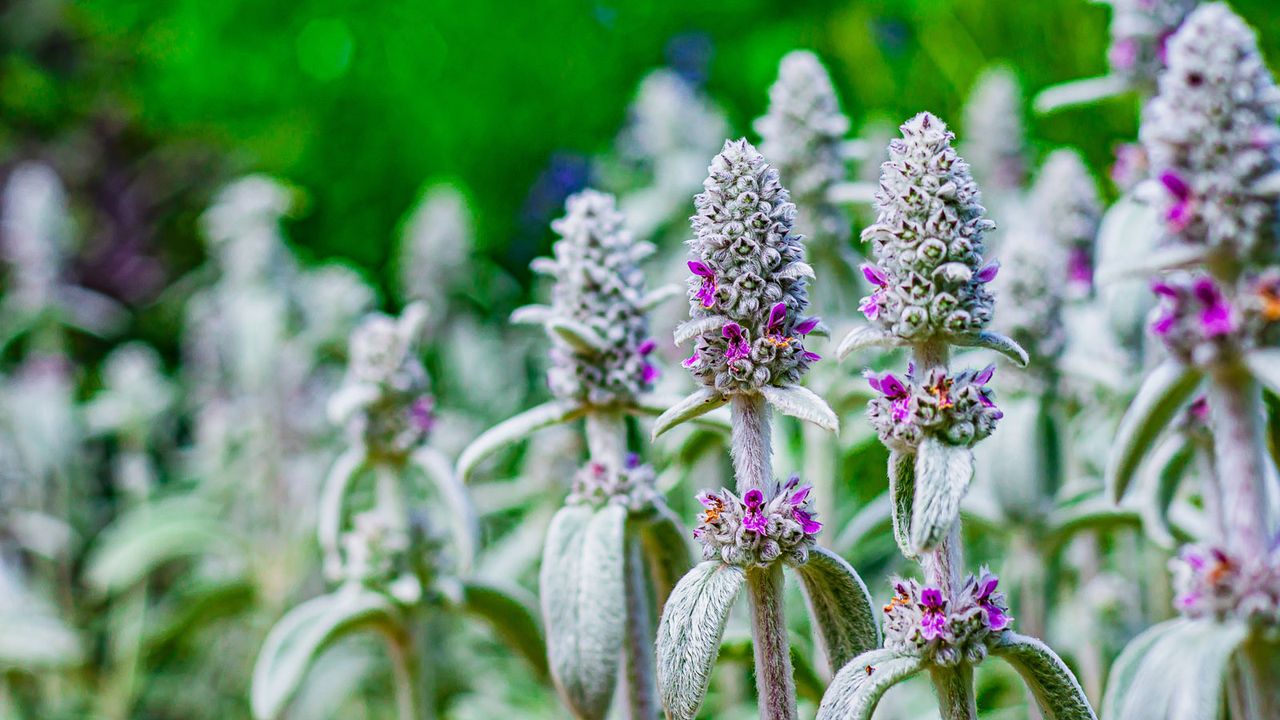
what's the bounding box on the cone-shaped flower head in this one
[1102,0,1198,92]
[755,50,851,245]
[860,113,998,341]
[329,304,435,459]
[693,475,822,567]
[397,184,474,321]
[537,189,657,406]
[993,210,1067,384]
[961,67,1028,195]
[680,139,821,394]
[1141,3,1280,264]
[620,69,729,172]
[865,364,1003,450]
[1032,149,1102,295]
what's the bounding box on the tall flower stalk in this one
[457,189,697,720]
[652,139,877,720]
[1101,5,1280,716]
[822,113,1095,720]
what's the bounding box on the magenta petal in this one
[920,587,945,609]
[803,351,822,362]
[880,373,907,398]
[688,260,712,277]
[789,486,811,505]
[1152,313,1176,336]
[642,363,659,383]
[638,338,657,355]
[743,512,768,534]
[1159,170,1190,200]
[974,364,995,385]
[697,491,721,508]
[984,605,1009,631]
[864,371,883,394]
[858,293,881,320]
[1152,281,1179,298]
[682,351,700,368]
[767,302,788,332]
[977,261,1000,283]
[861,263,888,287]
[743,488,764,510]
[793,508,822,534]
[722,322,743,341]
[794,316,820,335]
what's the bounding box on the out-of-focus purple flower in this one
[794,316,820,335]
[1159,170,1195,232]
[919,587,948,640]
[1111,143,1148,190]
[409,396,436,433]
[1188,396,1210,423]
[638,338,657,355]
[1067,246,1093,289]
[642,363,659,384]
[723,322,750,361]
[689,260,718,308]
[1109,37,1140,71]
[1193,278,1235,337]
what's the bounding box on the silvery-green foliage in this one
[397,183,474,326]
[1102,618,1250,720]
[678,139,821,394]
[1,162,72,312]
[1102,0,1199,93]
[85,343,175,443]
[988,633,1098,720]
[295,264,377,354]
[859,113,998,341]
[656,561,746,720]
[0,357,81,512]
[1142,2,1280,264]
[961,67,1028,197]
[881,572,1011,667]
[328,303,434,460]
[794,546,881,674]
[1105,360,1202,502]
[909,436,975,553]
[816,648,925,720]
[993,207,1067,383]
[755,50,851,245]
[532,189,657,407]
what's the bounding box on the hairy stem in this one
[1207,362,1269,557]
[623,530,658,720]
[385,628,426,720]
[585,410,628,469]
[731,394,773,493]
[747,563,797,720]
[930,663,978,720]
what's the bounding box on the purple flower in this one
[1109,37,1139,71]
[919,587,948,640]
[689,260,718,308]
[861,263,889,287]
[859,290,884,320]
[723,322,751,361]
[866,371,912,422]
[1188,396,1210,423]
[742,512,768,534]
[642,363,659,384]
[802,350,821,362]
[974,364,995,385]
[974,570,1010,631]
[794,316,820,336]
[788,485,811,506]
[792,507,822,534]
[743,488,764,511]
[682,351,701,369]
[409,396,436,433]
[1067,246,1093,289]
[625,452,641,469]
[1159,171,1194,231]
[637,338,657,355]
[976,261,1000,284]
[1193,278,1235,337]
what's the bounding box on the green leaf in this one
[1140,435,1195,549]
[631,394,731,432]
[143,576,255,659]
[540,505,627,720]
[832,492,891,557]
[1105,361,1202,503]
[888,451,917,560]
[989,632,1097,720]
[456,400,586,482]
[760,384,839,433]
[460,580,548,678]
[910,437,972,554]
[546,318,610,354]
[656,561,746,720]
[318,448,369,576]
[649,389,729,440]
[638,501,692,610]
[1103,618,1248,720]
[250,587,404,720]
[85,496,237,596]
[1043,495,1141,555]
[1245,349,1280,398]
[816,648,924,720]
[953,331,1029,367]
[836,325,902,361]
[509,304,553,325]
[410,446,480,572]
[792,546,880,674]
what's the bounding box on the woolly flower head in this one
[329,304,435,459]
[882,571,1012,666]
[620,69,729,171]
[1102,0,1197,90]
[755,50,851,244]
[1141,3,1280,263]
[534,189,657,407]
[85,343,175,438]
[339,506,441,604]
[1031,149,1102,295]
[1170,544,1280,627]
[865,364,1002,451]
[961,67,1028,194]
[991,210,1067,379]
[693,476,821,568]
[567,454,658,514]
[679,139,822,394]
[398,184,474,317]
[1149,271,1280,365]
[860,113,998,341]
[1,162,71,310]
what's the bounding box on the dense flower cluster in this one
[961,67,1027,195]
[329,306,435,459]
[755,50,851,245]
[692,476,821,567]
[1171,544,1280,627]
[679,139,821,393]
[339,506,441,605]
[537,190,658,406]
[1032,149,1102,296]
[860,113,998,341]
[1149,272,1280,365]
[1141,3,1280,263]
[1102,0,1197,92]
[883,571,1012,666]
[566,454,658,513]
[865,364,1003,450]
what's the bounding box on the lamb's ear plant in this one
[1035,0,1198,113]
[652,138,878,720]
[253,303,542,720]
[821,112,1095,720]
[457,189,698,719]
[1099,5,1280,717]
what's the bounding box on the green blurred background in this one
[2,0,1278,317]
